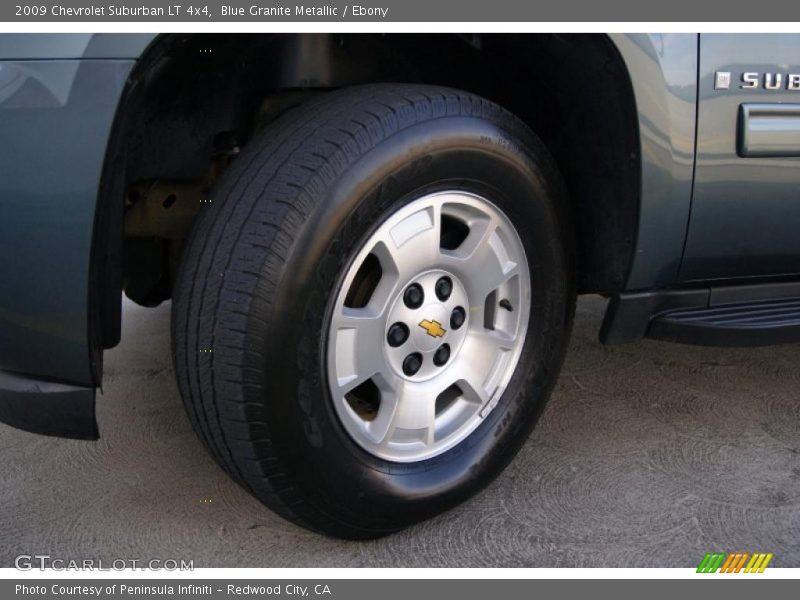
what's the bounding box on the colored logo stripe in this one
[697,553,725,573]
[697,552,773,573]
[745,553,773,573]
[720,553,749,573]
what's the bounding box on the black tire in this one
[172,84,575,538]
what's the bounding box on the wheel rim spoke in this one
[366,374,402,444]
[376,203,442,281]
[467,328,517,353]
[443,220,520,302]
[384,382,437,445]
[330,308,387,393]
[447,330,515,406]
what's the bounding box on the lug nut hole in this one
[433,343,451,367]
[403,283,424,309]
[435,276,453,301]
[450,306,466,330]
[387,322,409,347]
[402,352,423,376]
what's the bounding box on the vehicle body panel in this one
[0,33,154,59]
[682,33,800,281]
[0,57,133,385]
[609,33,698,290]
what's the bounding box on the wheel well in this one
[97,33,639,337]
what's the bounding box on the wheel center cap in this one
[383,269,469,382]
[412,304,450,351]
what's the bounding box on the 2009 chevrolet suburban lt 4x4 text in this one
[1,33,799,538]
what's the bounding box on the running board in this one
[601,281,800,347]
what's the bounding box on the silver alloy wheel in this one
[326,191,531,462]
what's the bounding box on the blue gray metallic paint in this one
[0,33,154,59]
[683,34,800,281]
[609,33,698,290]
[0,56,134,385]
[0,34,156,390]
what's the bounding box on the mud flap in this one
[0,370,98,440]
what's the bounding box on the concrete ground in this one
[1,296,799,567]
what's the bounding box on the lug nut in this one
[403,283,424,309]
[403,352,423,376]
[435,276,453,301]
[433,344,451,367]
[450,306,466,330]
[387,322,409,347]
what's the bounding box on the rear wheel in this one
[172,84,575,538]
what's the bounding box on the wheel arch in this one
[91,33,641,361]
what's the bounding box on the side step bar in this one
[601,281,800,347]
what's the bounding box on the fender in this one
[609,33,698,290]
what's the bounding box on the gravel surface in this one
[2,295,798,567]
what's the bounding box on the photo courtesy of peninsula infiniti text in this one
[1,33,799,538]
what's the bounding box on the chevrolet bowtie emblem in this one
[419,319,446,338]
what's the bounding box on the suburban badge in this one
[716,70,800,90]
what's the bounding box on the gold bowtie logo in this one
[419,319,446,338]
